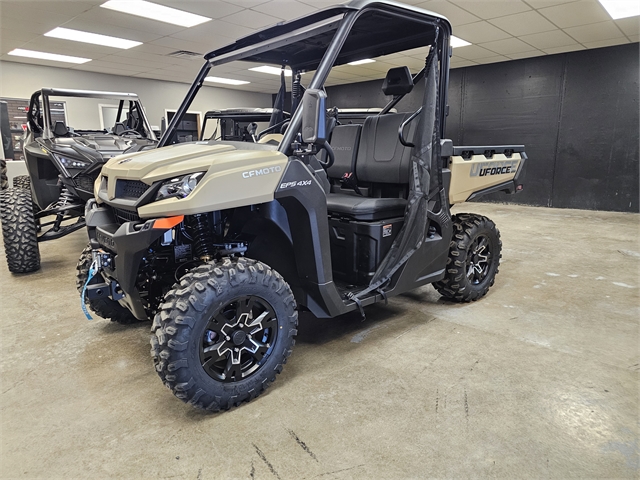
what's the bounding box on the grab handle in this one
[398,107,422,148]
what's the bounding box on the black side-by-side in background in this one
[324,43,639,213]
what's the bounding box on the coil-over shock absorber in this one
[291,72,303,114]
[190,213,215,261]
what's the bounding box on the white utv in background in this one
[77,0,527,411]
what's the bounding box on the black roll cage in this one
[159,0,452,152]
[28,88,156,141]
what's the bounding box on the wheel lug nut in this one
[234,348,239,352]
[226,336,231,341]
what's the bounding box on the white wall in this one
[0,61,272,131]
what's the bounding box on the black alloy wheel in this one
[466,234,492,285]
[200,295,278,382]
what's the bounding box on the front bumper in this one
[85,200,167,320]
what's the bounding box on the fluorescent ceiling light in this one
[249,66,292,76]
[597,0,640,19]
[100,0,211,27]
[205,76,250,85]
[8,48,91,64]
[348,58,375,65]
[45,27,142,49]
[451,36,471,48]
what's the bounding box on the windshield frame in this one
[159,0,451,154]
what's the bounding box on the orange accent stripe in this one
[153,215,184,230]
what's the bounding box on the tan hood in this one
[98,142,289,218]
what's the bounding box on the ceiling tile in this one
[298,0,344,7]
[614,17,640,37]
[522,0,579,8]
[77,59,149,73]
[520,29,577,49]
[489,10,557,36]
[100,54,174,70]
[542,43,586,54]
[450,58,479,68]
[220,9,281,28]
[0,5,75,27]
[0,28,39,43]
[252,0,317,21]
[169,24,236,49]
[0,15,64,36]
[0,39,30,55]
[201,20,256,39]
[506,49,546,59]
[73,64,142,76]
[2,1,102,17]
[415,1,481,26]
[474,54,510,64]
[149,37,209,55]
[327,70,364,80]
[480,37,535,54]
[224,0,272,8]
[452,44,498,59]
[582,37,630,48]
[454,21,512,43]
[627,34,639,42]
[153,0,244,19]
[564,21,625,43]
[450,0,531,19]
[538,0,609,28]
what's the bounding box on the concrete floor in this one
[1,203,638,479]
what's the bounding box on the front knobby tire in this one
[0,187,40,273]
[434,213,502,302]
[0,160,7,190]
[151,257,298,412]
[75,246,140,325]
[12,175,30,190]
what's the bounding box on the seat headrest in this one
[113,122,126,135]
[382,67,414,96]
[53,121,68,136]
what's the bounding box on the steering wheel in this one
[119,129,143,138]
[317,142,335,170]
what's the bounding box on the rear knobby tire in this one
[0,160,7,190]
[151,257,298,412]
[12,175,30,190]
[0,187,40,273]
[75,246,141,325]
[433,213,502,302]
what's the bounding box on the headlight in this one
[52,153,90,169]
[156,172,205,201]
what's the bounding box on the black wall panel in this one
[554,45,639,212]
[326,43,639,212]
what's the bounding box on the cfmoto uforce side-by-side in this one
[0,88,157,273]
[78,0,527,411]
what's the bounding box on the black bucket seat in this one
[326,67,416,221]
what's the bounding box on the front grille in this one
[110,206,141,225]
[74,174,97,193]
[115,179,149,200]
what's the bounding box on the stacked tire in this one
[0,185,40,273]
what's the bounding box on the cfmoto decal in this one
[469,160,519,177]
[242,165,282,178]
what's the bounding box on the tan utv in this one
[77,0,527,412]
